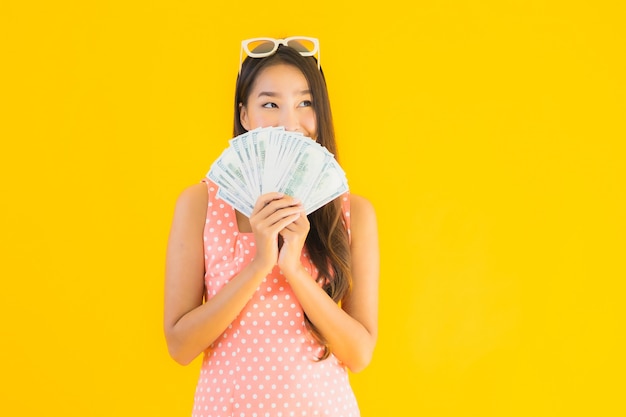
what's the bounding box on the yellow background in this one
[1,1,625,416]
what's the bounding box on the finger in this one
[284,210,308,227]
[251,192,286,215]
[269,211,301,231]
[268,203,308,224]
[258,199,303,222]
[253,203,301,232]
[265,196,302,211]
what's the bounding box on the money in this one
[207,126,349,217]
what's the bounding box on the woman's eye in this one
[262,102,278,108]
[299,100,312,107]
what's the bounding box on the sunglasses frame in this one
[239,36,320,74]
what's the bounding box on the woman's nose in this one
[280,109,300,132]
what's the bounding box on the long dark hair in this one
[234,45,352,359]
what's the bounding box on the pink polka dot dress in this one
[192,179,359,417]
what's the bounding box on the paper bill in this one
[206,126,349,217]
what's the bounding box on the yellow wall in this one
[2,1,624,416]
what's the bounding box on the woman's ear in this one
[239,103,249,130]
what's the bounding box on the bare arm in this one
[279,194,380,372]
[163,184,303,365]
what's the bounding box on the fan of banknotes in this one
[207,126,349,217]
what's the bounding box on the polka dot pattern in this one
[193,180,357,417]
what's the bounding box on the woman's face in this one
[240,63,317,139]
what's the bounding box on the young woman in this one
[164,36,379,417]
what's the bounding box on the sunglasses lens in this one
[286,38,317,54]
[246,39,277,54]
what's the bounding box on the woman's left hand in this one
[277,207,310,274]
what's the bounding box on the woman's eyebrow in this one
[256,90,311,98]
[257,91,279,98]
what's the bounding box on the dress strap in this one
[340,193,351,244]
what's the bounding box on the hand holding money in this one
[207,126,349,217]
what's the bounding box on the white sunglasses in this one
[239,36,320,74]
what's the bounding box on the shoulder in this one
[172,182,209,226]
[348,193,377,230]
[176,182,208,207]
[349,193,376,218]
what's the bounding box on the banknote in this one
[207,126,348,216]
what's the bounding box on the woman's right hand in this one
[248,193,303,274]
